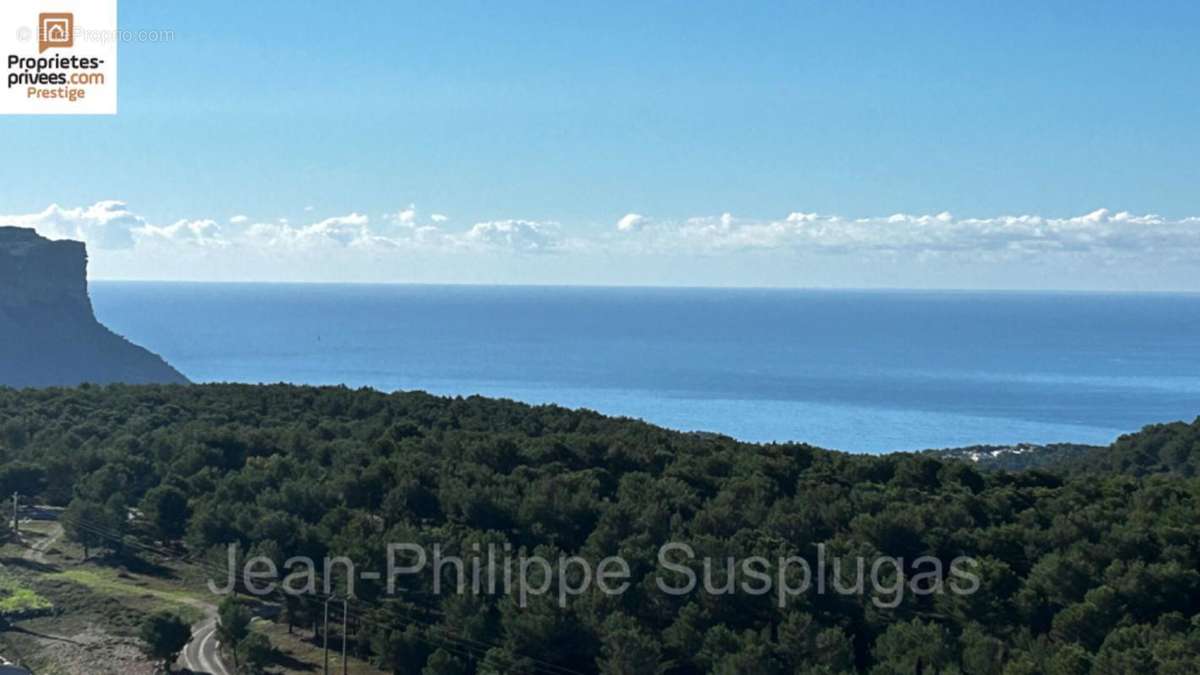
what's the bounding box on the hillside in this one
[0,227,187,388]
[923,442,1102,472]
[0,384,1198,673]
[925,420,1200,477]
[1065,418,1200,477]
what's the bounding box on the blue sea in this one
[89,283,1200,453]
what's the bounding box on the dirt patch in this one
[30,626,157,675]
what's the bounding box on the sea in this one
[90,283,1200,454]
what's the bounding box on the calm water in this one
[90,283,1200,453]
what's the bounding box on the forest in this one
[1,383,1199,674]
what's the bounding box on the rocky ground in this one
[27,626,157,675]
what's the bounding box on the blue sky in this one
[3,1,1199,288]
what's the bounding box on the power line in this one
[55,511,588,675]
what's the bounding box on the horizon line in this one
[87,278,1200,296]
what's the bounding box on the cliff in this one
[0,227,188,387]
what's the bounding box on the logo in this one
[38,13,74,53]
[2,0,117,114]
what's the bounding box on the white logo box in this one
[1,0,118,115]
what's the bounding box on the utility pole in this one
[323,595,335,675]
[341,597,349,675]
[11,491,18,534]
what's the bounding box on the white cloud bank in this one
[0,202,568,255]
[612,208,1200,261]
[2,201,146,249]
[3,201,1199,286]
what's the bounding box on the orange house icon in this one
[38,13,74,53]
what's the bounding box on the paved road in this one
[179,613,231,675]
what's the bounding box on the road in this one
[17,504,64,565]
[179,612,231,675]
[20,520,62,565]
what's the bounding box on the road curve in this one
[178,615,231,675]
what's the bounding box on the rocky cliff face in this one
[0,227,188,387]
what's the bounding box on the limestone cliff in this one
[0,227,188,387]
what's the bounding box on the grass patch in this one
[0,586,52,614]
[21,573,150,637]
[0,569,52,615]
[50,568,206,623]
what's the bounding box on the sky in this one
[2,1,1199,289]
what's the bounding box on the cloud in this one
[6,201,1200,280]
[786,212,820,223]
[390,205,417,225]
[245,213,372,248]
[616,213,647,232]
[614,208,1200,261]
[304,213,370,245]
[385,205,451,234]
[138,219,227,247]
[0,201,145,249]
[459,220,563,254]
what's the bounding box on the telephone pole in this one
[341,597,349,675]
[323,595,336,675]
[11,492,18,534]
